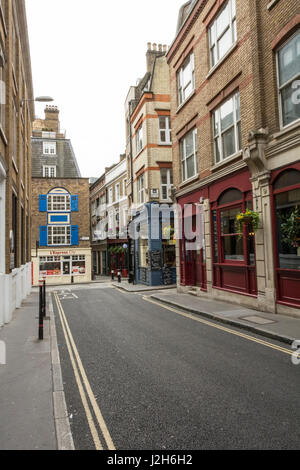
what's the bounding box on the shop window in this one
[221,207,244,261]
[139,223,149,268]
[218,188,242,205]
[275,170,300,270]
[39,255,86,277]
[162,219,176,267]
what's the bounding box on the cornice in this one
[175,160,247,199]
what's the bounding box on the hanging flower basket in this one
[236,209,260,235]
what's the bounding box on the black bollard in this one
[111,270,115,281]
[42,280,46,318]
[39,283,44,340]
[117,271,121,283]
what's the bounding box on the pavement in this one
[112,282,177,292]
[150,291,300,346]
[0,291,73,450]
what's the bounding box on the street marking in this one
[54,293,116,451]
[54,293,103,450]
[143,297,300,359]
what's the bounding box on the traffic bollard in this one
[39,284,44,340]
[117,271,121,283]
[111,270,115,281]
[42,280,46,318]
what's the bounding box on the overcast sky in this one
[26,0,184,178]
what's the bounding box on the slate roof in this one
[31,137,81,178]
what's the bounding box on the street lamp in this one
[20,96,54,108]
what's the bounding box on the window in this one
[160,168,173,200]
[47,226,71,246]
[109,187,113,204]
[213,91,241,163]
[277,31,300,127]
[123,179,127,197]
[220,207,244,261]
[159,116,172,144]
[39,255,86,276]
[177,52,195,106]
[43,166,56,178]
[116,183,120,202]
[43,142,56,155]
[137,174,145,204]
[180,128,198,182]
[47,194,71,212]
[209,0,237,68]
[0,42,5,130]
[136,125,143,154]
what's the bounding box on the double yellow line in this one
[53,292,116,451]
[144,296,299,358]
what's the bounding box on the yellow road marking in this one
[54,293,102,450]
[54,292,116,451]
[143,296,299,358]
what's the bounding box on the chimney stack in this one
[146,42,166,73]
[44,105,60,133]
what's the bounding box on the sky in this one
[25,0,185,178]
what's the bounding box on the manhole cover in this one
[241,316,275,325]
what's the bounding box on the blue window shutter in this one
[39,195,47,212]
[71,225,79,246]
[71,195,79,212]
[40,226,47,247]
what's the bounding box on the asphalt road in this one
[52,285,300,450]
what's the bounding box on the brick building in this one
[125,43,176,286]
[0,0,34,327]
[167,0,300,315]
[90,156,128,278]
[31,107,91,286]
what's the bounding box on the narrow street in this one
[52,284,300,450]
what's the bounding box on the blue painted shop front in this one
[133,203,176,287]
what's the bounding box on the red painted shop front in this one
[179,169,257,296]
[179,189,208,291]
[210,169,257,296]
[271,164,300,308]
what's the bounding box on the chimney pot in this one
[153,43,157,51]
[147,42,151,51]
[158,44,162,51]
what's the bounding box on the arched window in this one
[274,169,300,191]
[47,188,71,212]
[218,188,243,206]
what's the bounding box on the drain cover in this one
[241,316,275,325]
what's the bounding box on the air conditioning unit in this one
[150,189,159,199]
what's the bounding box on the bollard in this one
[42,280,46,318]
[117,271,121,283]
[39,283,44,340]
[111,270,115,281]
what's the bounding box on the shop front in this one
[178,168,257,298]
[271,164,300,308]
[134,203,176,286]
[32,248,92,286]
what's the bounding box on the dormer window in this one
[43,142,56,155]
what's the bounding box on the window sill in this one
[0,123,7,145]
[206,42,238,80]
[176,90,196,114]
[158,142,172,147]
[273,119,300,140]
[211,151,243,171]
[267,0,280,10]
[179,173,199,189]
